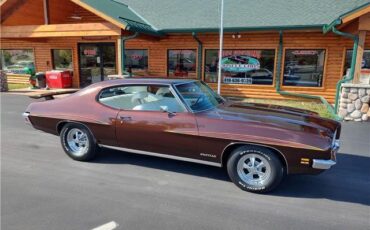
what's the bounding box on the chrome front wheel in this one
[237,153,271,186]
[227,146,284,193]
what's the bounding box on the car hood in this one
[197,101,341,150]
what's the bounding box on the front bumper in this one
[312,159,336,170]
[312,140,340,170]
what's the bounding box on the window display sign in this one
[0,49,35,74]
[283,49,325,87]
[168,49,197,78]
[125,50,148,76]
[204,49,275,85]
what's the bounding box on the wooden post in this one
[117,37,122,75]
[353,30,366,83]
[43,0,49,25]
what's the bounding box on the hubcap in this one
[237,153,271,186]
[66,128,89,156]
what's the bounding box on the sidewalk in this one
[5,87,80,98]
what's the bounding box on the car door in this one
[115,85,200,159]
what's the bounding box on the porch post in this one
[117,37,123,75]
[353,30,366,83]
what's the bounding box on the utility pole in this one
[217,0,224,94]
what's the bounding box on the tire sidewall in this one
[60,123,96,161]
[227,146,284,193]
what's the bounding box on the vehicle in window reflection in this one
[24,78,341,193]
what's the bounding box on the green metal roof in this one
[80,0,160,35]
[82,0,370,34]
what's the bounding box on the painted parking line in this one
[92,221,119,230]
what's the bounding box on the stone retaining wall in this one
[338,83,370,121]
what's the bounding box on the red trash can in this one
[45,70,72,88]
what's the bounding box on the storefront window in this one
[344,50,370,75]
[204,49,275,85]
[0,49,35,74]
[52,49,73,70]
[283,49,325,87]
[168,49,196,78]
[125,49,148,76]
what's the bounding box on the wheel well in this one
[221,143,288,172]
[56,121,68,135]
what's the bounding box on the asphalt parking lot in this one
[1,93,370,230]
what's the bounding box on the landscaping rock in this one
[341,92,348,99]
[350,110,362,119]
[348,93,358,101]
[343,88,350,93]
[361,103,369,113]
[350,88,358,93]
[362,114,368,121]
[347,103,355,113]
[367,89,370,95]
[354,118,362,122]
[359,88,366,97]
[367,109,370,117]
[355,99,362,110]
[338,108,348,118]
[360,95,369,103]
[340,103,347,109]
[344,116,353,121]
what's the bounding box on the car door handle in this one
[119,116,132,122]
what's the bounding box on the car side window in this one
[98,85,186,112]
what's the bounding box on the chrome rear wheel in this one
[60,123,97,161]
[66,128,89,157]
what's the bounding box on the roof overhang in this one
[71,0,162,36]
[323,2,370,33]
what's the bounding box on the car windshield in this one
[175,81,224,112]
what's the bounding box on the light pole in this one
[217,0,224,95]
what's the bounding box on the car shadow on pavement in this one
[94,149,370,206]
[94,147,230,181]
[272,152,370,206]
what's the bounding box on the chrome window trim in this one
[99,144,221,167]
[96,83,190,113]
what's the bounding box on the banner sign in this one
[221,55,260,73]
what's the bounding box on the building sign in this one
[204,49,275,85]
[221,55,260,73]
[83,49,97,56]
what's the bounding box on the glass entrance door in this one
[79,43,116,87]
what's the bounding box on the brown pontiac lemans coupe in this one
[23,79,340,193]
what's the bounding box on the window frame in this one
[51,48,73,70]
[167,49,198,78]
[0,48,36,73]
[343,48,370,75]
[281,48,328,89]
[124,49,149,74]
[203,48,277,86]
[96,83,190,113]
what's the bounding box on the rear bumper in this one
[22,112,32,125]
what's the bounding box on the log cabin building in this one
[1,0,370,105]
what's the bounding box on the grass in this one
[235,98,335,120]
[7,83,30,90]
